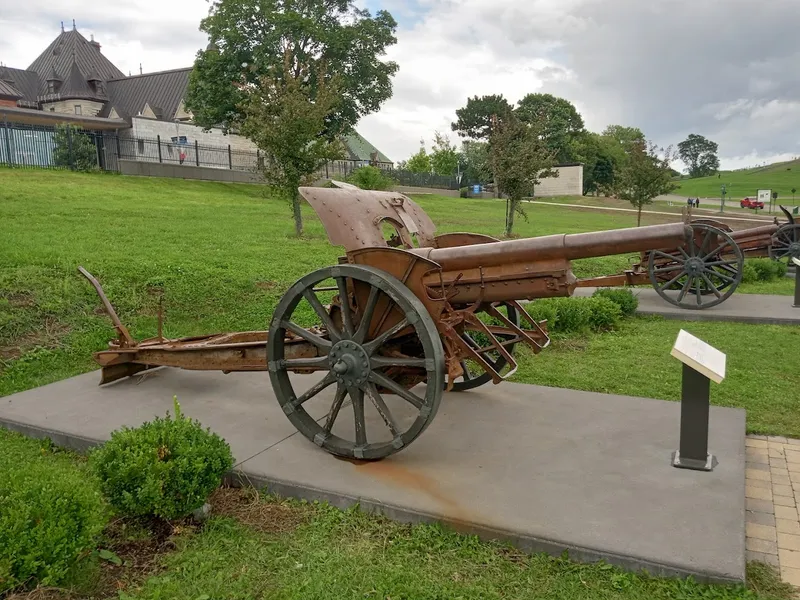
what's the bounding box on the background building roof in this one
[102,68,191,122]
[27,28,124,83]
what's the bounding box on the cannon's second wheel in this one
[648,223,744,310]
[447,302,520,392]
[770,224,800,265]
[268,264,445,460]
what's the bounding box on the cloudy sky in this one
[1,0,798,170]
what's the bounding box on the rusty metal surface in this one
[298,186,436,251]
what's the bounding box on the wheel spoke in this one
[677,276,693,302]
[695,277,703,305]
[283,356,330,370]
[653,263,685,275]
[700,273,722,299]
[658,269,687,292]
[459,360,472,381]
[291,372,336,408]
[368,370,424,410]
[281,320,332,350]
[365,383,400,437]
[702,240,730,262]
[302,288,341,341]
[678,246,691,261]
[322,383,347,434]
[364,317,410,355]
[654,250,684,263]
[699,229,714,256]
[704,259,740,268]
[707,269,736,284]
[335,277,355,337]
[350,387,367,446]
[354,286,381,344]
[371,356,427,368]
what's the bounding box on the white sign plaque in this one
[758,189,772,205]
[793,257,800,267]
[670,329,726,384]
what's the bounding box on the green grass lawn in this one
[674,159,800,201]
[0,427,794,600]
[0,169,796,434]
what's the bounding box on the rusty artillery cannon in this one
[83,183,695,460]
[576,206,800,309]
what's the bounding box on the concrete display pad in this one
[0,368,746,584]
[574,287,800,325]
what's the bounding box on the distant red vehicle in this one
[740,197,764,210]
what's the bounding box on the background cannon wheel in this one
[268,264,445,460]
[447,302,520,392]
[648,223,743,310]
[770,224,800,266]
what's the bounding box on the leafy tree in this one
[405,140,431,174]
[516,93,585,164]
[347,165,395,190]
[488,113,556,237]
[239,53,345,236]
[460,141,492,184]
[602,125,646,152]
[429,132,459,176]
[185,0,399,138]
[451,94,513,140]
[677,134,720,178]
[614,140,678,226]
[52,124,97,172]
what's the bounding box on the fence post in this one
[228,145,232,170]
[325,161,329,178]
[66,126,75,170]
[157,135,162,163]
[195,140,199,167]
[3,118,13,167]
[115,135,121,166]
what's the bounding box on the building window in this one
[74,105,82,115]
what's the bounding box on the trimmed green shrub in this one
[549,297,592,333]
[459,186,469,198]
[585,296,622,331]
[591,287,638,317]
[91,398,234,520]
[0,461,105,593]
[774,260,788,278]
[525,299,559,331]
[746,258,788,282]
[741,262,759,284]
[346,166,396,191]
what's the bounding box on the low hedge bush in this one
[749,258,787,282]
[346,166,396,191]
[91,398,234,521]
[591,287,638,317]
[741,262,759,284]
[525,293,625,334]
[0,461,105,593]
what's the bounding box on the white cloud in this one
[2,0,798,171]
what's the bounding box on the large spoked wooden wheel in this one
[268,264,445,460]
[648,223,743,310]
[446,302,520,392]
[770,224,800,266]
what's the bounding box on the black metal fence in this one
[0,121,465,190]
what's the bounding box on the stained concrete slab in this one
[574,287,800,325]
[0,368,746,584]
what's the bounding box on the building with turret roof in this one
[0,22,393,167]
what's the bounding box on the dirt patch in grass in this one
[3,291,35,308]
[0,319,70,366]
[209,486,310,535]
[255,280,280,292]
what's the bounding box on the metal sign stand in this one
[793,257,800,308]
[670,330,726,472]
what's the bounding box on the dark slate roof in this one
[0,79,22,99]
[0,67,44,105]
[59,61,100,100]
[102,68,190,122]
[343,131,392,164]
[27,29,124,83]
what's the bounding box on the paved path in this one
[0,368,746,584]
[745,436,800,588]
[573,287,800,326]
[526,200,773,225]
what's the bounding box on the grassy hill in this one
[674,158,800,202]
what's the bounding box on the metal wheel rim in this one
[447,302,520,392]
[648,223,743,310]
[268,264,445,460]
[770,224,800,265]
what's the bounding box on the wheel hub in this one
[789,242,800,258]
[685,257,705,274]
[328,340,370,386]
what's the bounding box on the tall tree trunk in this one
[637,204,643,227]
[505,196,517,237]
[291,187,303,237]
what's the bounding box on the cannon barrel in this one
[412,223,693,272]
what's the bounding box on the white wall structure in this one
[533,164,583,197]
